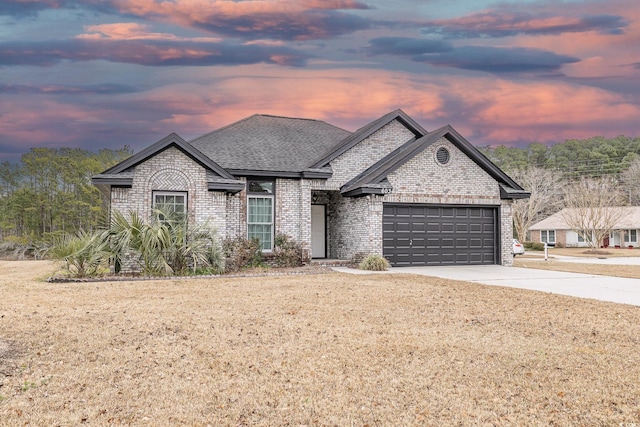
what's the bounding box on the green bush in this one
[524,242,545,251]
[45,208,226,278]
[222,236,263,273]
[523,241,548,250]
[109,209,224,276]
[272,234,306,267]
[47,230,111,278]
[358,254,390,271]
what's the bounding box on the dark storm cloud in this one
[363,37,580,74]
[414,46,580,73]
[364,37,453,56]
[422,11,627,39]
[299,0,373,10]
[0,0,374,41]
[0,0,116,18]
[0,0,71,17]
[191,9,371,41]
[0,83,137,95]
[0,39,309,67]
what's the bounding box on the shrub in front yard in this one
[358,254,390,271]
[48,208,225,278]
[222,236,263,273]
[109,209,224,276]
[272,234,307,267]
[47,229,111,278]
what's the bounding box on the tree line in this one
[0,146,132,244]
[479,135,640,247]
[479,135,640,178]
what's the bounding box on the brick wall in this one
[332,195,383,260]
[110,146,230,237]
[323,120,416,190]
[275,178,311,257]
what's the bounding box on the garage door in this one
[383,204,498,266]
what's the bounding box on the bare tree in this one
[509,167,564,242]
[620,156,640,205]
[561,177,628,250]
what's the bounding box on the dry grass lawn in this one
[542,247,640,258]
[1,260,640,426]
[514,259,640,279]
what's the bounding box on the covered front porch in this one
[309,190,382,261]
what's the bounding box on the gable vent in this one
[436,147,450,165]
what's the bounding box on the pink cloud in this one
[432,11,598,35]
[447,77,640,144]
[132,65,640,145]
[2,65,639,157]
[77,22,222,42]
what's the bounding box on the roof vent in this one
[436,147,450,165]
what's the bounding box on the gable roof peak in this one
[311,109,428,169]
[340,122,529,199]
[99,132,235,179]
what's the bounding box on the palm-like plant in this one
[109,208,223,276]
[48,208,224,278]
[48,229,111,277]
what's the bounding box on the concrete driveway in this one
[332,265,640,307]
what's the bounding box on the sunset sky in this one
[1,0,639,162]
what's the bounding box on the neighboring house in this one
[529,207,640,248]
[92,109,529,266]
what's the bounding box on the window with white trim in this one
[247,179,274,251]
[624,229,637,243]
[153,191,187,221]
[540,230,555,244]
[577,233,585,243]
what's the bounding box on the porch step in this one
[310,259,353,267]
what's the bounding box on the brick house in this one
[92,109,529,266]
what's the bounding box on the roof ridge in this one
[189,114,259,143]
[189,113,349,144]
[257,113,324,122]
[257,114,351,134]
[95,132,236,180]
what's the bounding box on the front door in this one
[311,204,326,258]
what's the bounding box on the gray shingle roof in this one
[190,114,350,173]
